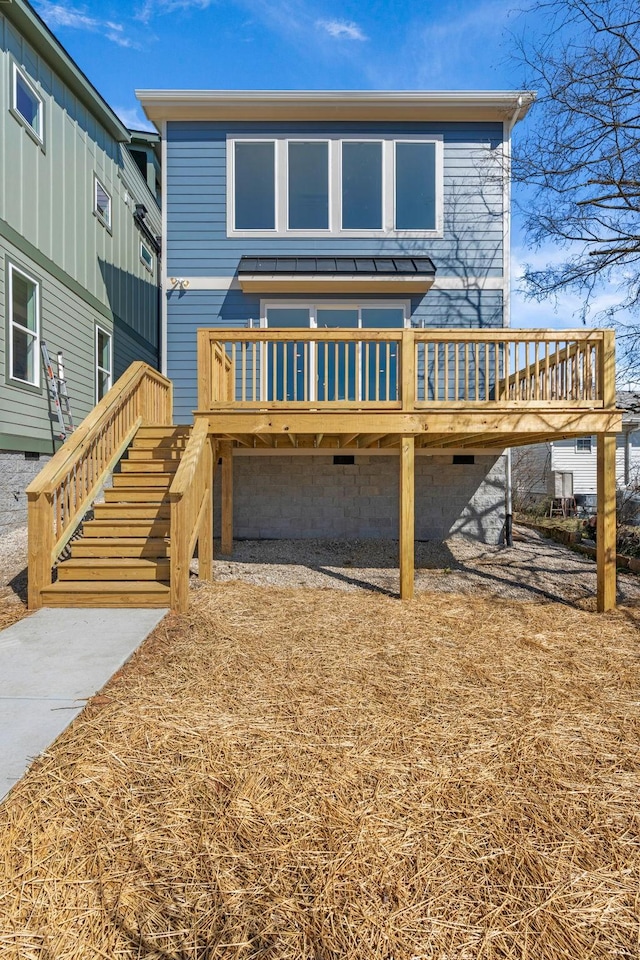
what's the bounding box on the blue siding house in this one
[138,90,534,544]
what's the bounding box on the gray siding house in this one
[0,0,161,532]
[138,90,534,544]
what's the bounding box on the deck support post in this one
[198,438,215,582]
[399,435,415,600]
[597,433,617,612]
[221,441,233,555]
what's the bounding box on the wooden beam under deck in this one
[198,410,622,444]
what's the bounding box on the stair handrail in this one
[168,417,213,612]
[26,361,173,609]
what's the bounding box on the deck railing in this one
[197,328,616,411]
[168,418,213,612]
[26,362,173,608]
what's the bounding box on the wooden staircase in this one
[39,426,191,607]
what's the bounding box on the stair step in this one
[82,519,170,538]
[121,460,180,473]
[71,537,170,559]
[40,580,171,608]
[112,473,175,488]
[104,488,171,503]
[93,503,171,520]
[126,449,185,462]
[135,426,191,438]
[57,558,171,581]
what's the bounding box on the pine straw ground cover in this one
[1,584,640,959]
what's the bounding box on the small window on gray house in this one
[288,141,329,229]
[395,142,436,230]
[140,241,154,272]
[96,327,112,401]
[234,141,275,230]
[576,436,593,453]
[94,176,112,229]
[9,264,40,386]
[12,64,43,142]
[341,141,383,229]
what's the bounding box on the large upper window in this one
[9,264,40,386]
[228,136,442,236]
[11,63,43,143]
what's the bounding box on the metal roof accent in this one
[238,256,437,277]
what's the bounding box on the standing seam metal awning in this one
[237,256,437,293]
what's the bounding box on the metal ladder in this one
[41,341,75,441]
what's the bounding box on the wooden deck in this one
[196,327,621,609]
[196,327,620,448]
[25,329,622,613]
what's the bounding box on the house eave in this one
[136,89,536,126]
[4,0,130,141]
[238,275,436,294]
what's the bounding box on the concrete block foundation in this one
[214,454,506,544]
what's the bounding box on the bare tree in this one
[513,0,640,378]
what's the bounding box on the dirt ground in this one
[1,524,640,633]
[1,578,639,958]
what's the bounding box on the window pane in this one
[361,308,404,328]
[342,142,382,229]
[235,142,275,230]
[12,272,38,331]
[361,309,403,401]
[316,309,358,402]
[266,309,310,401]
[288,142,328,229]
[95,180,111,226]
[97,369,111,401]
[12,326,36,383]
[395,142,436,230]
[97,329,111,370]
[15,74,40,133]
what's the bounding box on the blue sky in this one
[31,0,630,342]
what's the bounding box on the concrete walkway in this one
[0,607,167,802]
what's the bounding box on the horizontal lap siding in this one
[0,237,103,451]
[166,120,505,278]
[167,288,502,423]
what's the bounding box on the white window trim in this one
[576,437,593,453]
[11,62,44,145]
[140,241,154,273]
[259,299,410,402]
[95,325,113,403]
[8,263,41,388]
[93,175,112,230]
[227,134,443,239]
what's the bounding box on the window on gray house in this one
[9,265,40,385]
[234,141,275,230]
[288,141,329,229]
[341,141,383,229]
[395,141,436,230]
[12,65,43,141]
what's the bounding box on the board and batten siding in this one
[0,7,161,428]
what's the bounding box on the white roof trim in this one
[136,89,536,125]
